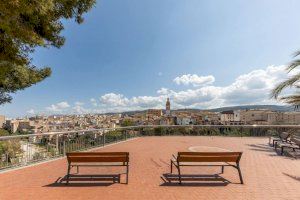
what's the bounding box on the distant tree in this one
[0,0,96,104]
[272,51,300,108]
[15,129,32,135]
[0,129,22,164]
[0,129,10,136]
[121,119,135,127]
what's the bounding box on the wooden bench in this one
[66,152,129,184]
[269,132,290,147]
[170,152,243,184]
[275,136,300,156]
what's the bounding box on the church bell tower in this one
[166,98,171,116]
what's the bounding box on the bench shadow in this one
[160,173,230,187]
[246,143,296,158]
[283,172,300,182]
[247,144,276,153]
[44,174,121,187]
[247,143,300,159]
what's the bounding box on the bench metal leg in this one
[66,163,71,185]
[170,160,173,173]
[281,146,284,155]
[221,165,224,174]
[126,164,129,184]
[236,164,244,184]
[177,165,182,184]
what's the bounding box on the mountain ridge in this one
[106,105,295,116]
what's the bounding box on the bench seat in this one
[66,152,129,184]
[170,152,243,184]
[275,136,300,155]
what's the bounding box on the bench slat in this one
[176,152,242,163]
[67,152,128,156]
[68,156,128,163]
[178,156,239,162]
[67,152,129,163]
[178,152,241,156]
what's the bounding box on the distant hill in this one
[207,105,294,112]
[105,105,295,116]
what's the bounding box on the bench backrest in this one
[177,152,242,163]
[280,132,290,140]
[66,152,129,163]
[291,136,300,146]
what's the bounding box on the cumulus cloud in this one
[92,65,289,112]
[46,101,70,112]
[221,65,288,105]
[100,93,129,107]
[90,98,97,106]
[40,65,292,114]
[73,105,89,114]
[27,109,35,115]
[174,74,215,87]
[75,101,84,106]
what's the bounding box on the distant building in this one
[147,109,163,117]
[176,117,195,125]
[220,110,242,125]
[240,110,271,125]
[5,119,33,133]
[267,111,300,125]
[0,115,5,128]
[166,98,171,116]
[160,116,175,125]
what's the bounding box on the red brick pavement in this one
[0,136,299,200]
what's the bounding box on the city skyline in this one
[1,0,300,117]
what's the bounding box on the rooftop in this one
[0,136,299,200]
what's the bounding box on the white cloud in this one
[57,102,70,108]
[39,65,293,115]
[27,109,35,115]
[92,65,290,112]
[221,65,288,105]
[100,93,129,107]
[174,74,215,87]
[46,101,70,112]
[73,105,89,114]
[90,98,97,106]
[75,101,84,106]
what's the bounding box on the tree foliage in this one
[0,129,10,137]
[0,65,51,104]
[272,51,300,107]
[121,119,135,127]
[0,0,96,104]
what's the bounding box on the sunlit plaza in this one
[0,135,300,200]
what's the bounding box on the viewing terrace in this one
[0,125,299,200]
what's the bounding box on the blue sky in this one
[2,0,300,118]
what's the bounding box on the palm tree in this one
[272,51,300,108]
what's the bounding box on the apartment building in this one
[147,109,163,117]
[6,119,34,133]
[220,110,242,125]
[175,116,195,125]
[0,115,5,128]
[268,112,300,125]
[202,111,220,124]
